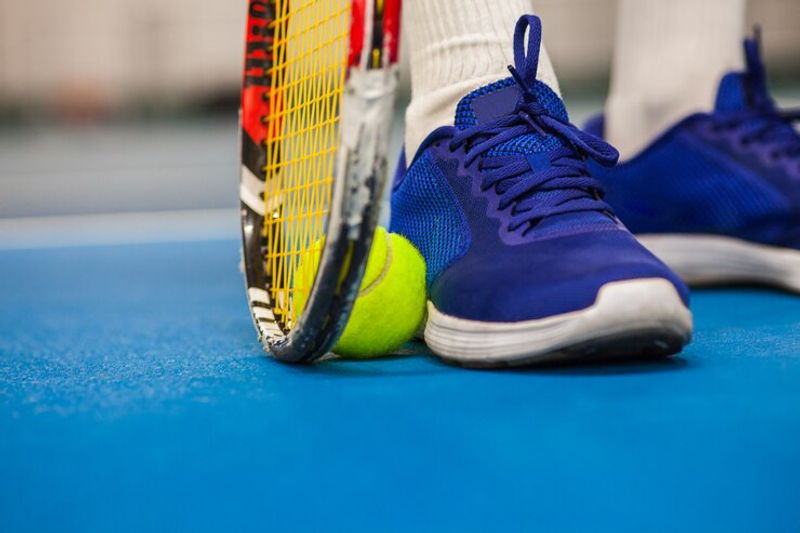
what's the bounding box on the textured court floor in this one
[3,88,800,531]
[1,239,799,532]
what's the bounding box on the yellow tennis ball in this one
[293,227,427,359]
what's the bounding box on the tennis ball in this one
[293,227,426,359]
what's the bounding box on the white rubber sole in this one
[637,234,800,293]
[424,278,693,368]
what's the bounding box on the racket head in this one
[239,0,402,363]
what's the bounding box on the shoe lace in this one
[714,32,800,170]
[448,15,619,233]
[714,107,800,168]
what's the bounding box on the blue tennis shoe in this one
[585,32,800,293]
[391,15,692,366]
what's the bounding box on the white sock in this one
[404,0,560,160]
[606,0,747,160]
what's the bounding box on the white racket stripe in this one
[253,307,277,321]
[247,287,271,306]
[241,165,284,217]
[240,165,266,216]
[247,278,286,312]
[258,320,285,338]
[248,288,285,337]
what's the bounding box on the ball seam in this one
[358,234,393,298]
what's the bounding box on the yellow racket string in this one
[263,0,349,329]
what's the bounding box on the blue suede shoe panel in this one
[431,229,689,322]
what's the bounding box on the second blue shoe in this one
[390,15,692,367]
[585,32,800,293]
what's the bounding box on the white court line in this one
[0,208,239,250]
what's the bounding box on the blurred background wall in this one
[2,0,799,120]
[0,0,798,241]
[0,0,244,119]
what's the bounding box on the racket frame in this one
[239,0,402,363]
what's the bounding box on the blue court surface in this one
[1,238,799,532]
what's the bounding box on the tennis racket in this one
[239,0,402,363]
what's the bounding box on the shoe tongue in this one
[714,69,773,113]
[455,77,568,130]
[714,36,771,113]
[715,72,750,112]
[454,77,569,155]
[714,70,774,113]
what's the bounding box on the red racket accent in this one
[383,0,402,64]
[348,0,367,67]
[241,0,276,147]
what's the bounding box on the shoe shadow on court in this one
[505,355,691,376]
[291,340,692,377]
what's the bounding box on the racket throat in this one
[337,67,399,239]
